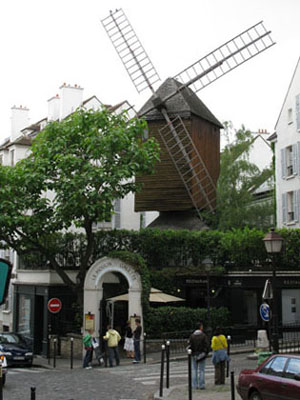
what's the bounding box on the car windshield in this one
[0,334,22,345]
[261,356,288,377]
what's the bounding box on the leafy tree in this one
[208,122,274,230]
[0,107,160,306]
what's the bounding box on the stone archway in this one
[83,256,143,335]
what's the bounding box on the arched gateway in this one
[83,257,143,334]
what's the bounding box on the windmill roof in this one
[138,77,223,128]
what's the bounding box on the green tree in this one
[212,123,274,230]
[0,107,160,306]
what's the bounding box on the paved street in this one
[2,353,257,400]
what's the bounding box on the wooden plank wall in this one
[135,116,220,212]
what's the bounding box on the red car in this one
[237,354,300,400]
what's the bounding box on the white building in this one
[272,57,300,325]
[0,84,157,333]
[275,57,300,228]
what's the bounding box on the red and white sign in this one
[48,298,62,314]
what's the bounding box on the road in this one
[2,353,257,400]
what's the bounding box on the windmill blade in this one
[101,9,160,94]
[158,113,216,216]
[173,21,275,94]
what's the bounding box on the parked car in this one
[0,333,33,367]
[237,354,300,400]
[0,354,8,386]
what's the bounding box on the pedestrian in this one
[124,320,134,359]
[188,321,210,390]
[103,324,121,367]
[132,318,142,364]
[82,328,94,369]
[211,327,229,385]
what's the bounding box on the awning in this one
[107,287,185,303]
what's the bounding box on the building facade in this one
[275,57,300,228]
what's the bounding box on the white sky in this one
[0,0,299,143]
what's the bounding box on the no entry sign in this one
[48,298,62,314]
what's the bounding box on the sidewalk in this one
[154,381,237,400]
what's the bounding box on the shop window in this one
[18,294,31,336]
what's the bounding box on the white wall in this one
[275,58,300,228]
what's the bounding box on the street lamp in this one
[263,228,284,353]
[203,258,213,337]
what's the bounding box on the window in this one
[267,356,288,377]
[281,143,300,178]
[287,191,295,222]
[282,190,300,224]
[296,94,300,131]
[10,149,15,166]
[288,108,293,124]
[285,358,300,379]
[113,199,121,229]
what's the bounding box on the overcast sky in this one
[0,0,299,143]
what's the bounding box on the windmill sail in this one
[174,21,275,95]
[101,9,160,94]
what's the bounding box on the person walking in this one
[82,329,94,369]
[211,327,229,385]
[188,321,210,390]
[103,325,121,367]
[124,320,134,359]
[132,318,142,364]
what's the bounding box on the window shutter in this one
[293,144,298,175]
[281,148,286,179]
[113,199,121,229]
[297,142,300,175]
[293,191,298,222]
[297,190,300,224]
[282,192,287,224]
[296,94,300,131]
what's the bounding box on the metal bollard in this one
[230,371,235,400]
[0,365,3,400]
[227,335,231,378]
[48,334,51,365]
[159,344,165,398]
[166,340,170,389]
[70,337,74,370]
[53,338,57,369]
[187,349,192,400]
[31,387,36,400]
[143,332,147,364]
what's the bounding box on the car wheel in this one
[249,391,262,400]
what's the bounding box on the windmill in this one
[101,9,275,228]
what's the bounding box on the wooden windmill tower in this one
[102,10,275,229]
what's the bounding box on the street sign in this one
[0,259,12,306]
[260,302,270,322]
[48,298,62,314]
[262,279,273,300]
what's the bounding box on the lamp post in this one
[203,258,213,337]
[263,228,284,353]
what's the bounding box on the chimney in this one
[47,94,60,121]
[10,105,30,141]
[59,83,83,120]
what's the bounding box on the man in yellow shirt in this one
[103,325,121,367]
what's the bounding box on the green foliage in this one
[20,227,300,272]
[145,306,231,337]
[214,123,274,231]
[0,107,160,300]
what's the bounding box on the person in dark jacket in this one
[188,321,210,390]
[132,318,142,364]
